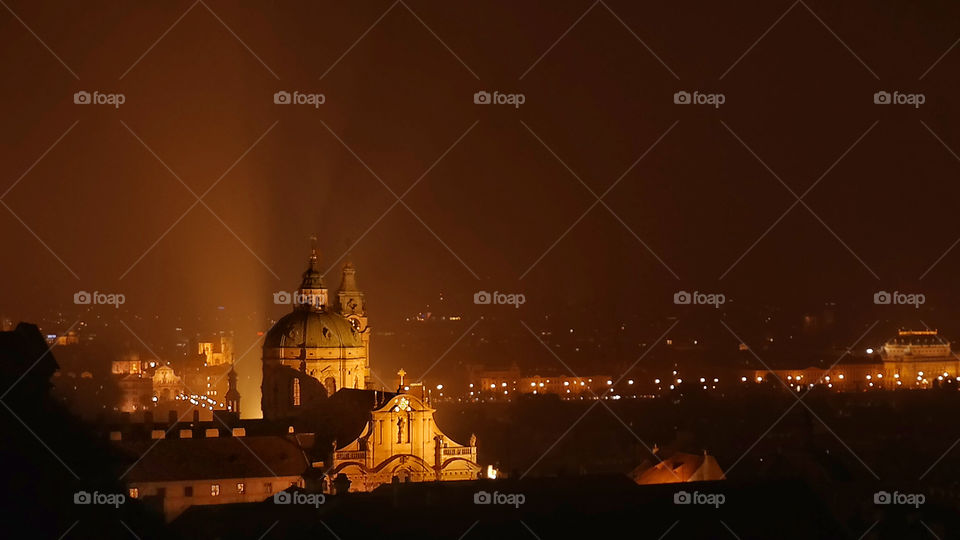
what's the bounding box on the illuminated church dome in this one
[264,310,363,349]
[261,248,371,420]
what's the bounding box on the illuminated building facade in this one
[196,335,234,366]
[879,330,960,386]
[153,365,185,401]
[745,330,960,391]
[330,392,480,491]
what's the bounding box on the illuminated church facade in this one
[330,392,480,491]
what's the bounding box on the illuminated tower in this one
[336,261,371,388]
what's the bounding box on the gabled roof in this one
[630,451,726,485]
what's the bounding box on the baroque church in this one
[259,249,480,490]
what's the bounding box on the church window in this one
[211,484,220,496]
[293,378,301,406]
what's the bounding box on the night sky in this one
[3,1,960,410]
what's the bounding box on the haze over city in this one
[3,1,960,538]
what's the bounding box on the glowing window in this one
[211,484,220,496]
[293,378,301,406]
[237,482,245,494]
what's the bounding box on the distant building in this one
[54,330,80,346]
[153,365,184,401]
[196,335,234,366]
[745,329,960,391]
[880,330,960,386]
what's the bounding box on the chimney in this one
[144,411,153,426]
[168,410,177,425]
[192,410,200,423]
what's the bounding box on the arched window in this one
[293,378,301,406]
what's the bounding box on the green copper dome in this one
[264,309,363,350]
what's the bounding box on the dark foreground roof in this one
[171,475,853,540]
[116,434,314,482]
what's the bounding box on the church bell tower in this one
[336,261,371,387]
